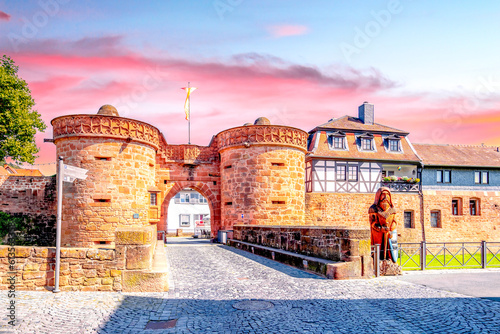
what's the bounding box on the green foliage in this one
[0,55,46,164]
[0,211,56,246]
[0,158,21,168]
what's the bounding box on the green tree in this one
[0,55,46,164]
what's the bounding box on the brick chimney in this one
[358,101,374,125]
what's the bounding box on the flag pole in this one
[188,82,191,145]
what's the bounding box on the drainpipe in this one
[418,164,426,242]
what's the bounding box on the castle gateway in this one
[51,105,308,247]
[46,103,500,247]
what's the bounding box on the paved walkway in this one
[2,237,500,333]
[396,269,500,302]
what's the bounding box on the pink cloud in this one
[267,24,309,38]
[0,10,10,21]
[5,37,500,174]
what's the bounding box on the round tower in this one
[217,117,308,229]
[51,105,160,247]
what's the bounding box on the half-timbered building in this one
[306,102,421,194]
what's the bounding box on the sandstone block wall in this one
[0,225,164,292]
[220,146,305,229]
[0,175,56,216]
[233,224,372,278]
[56,137,157,247]
[156,144,221,235]
[305,192,423,243]
[0,245,122,291]
[422,190,500,242]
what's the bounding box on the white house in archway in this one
[166,188,210,235]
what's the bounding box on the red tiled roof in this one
[0,165,44,176]
[310,132,421,162]
[413,144,500,167]
[14,169,43,176]
[311,115,408,134]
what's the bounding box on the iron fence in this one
[371,241,500,276]
[397,241,500,270]
[371,244,381,277]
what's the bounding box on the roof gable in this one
[311,115,408,135]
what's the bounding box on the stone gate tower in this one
[217,117,308,228]
[51,105,160,247]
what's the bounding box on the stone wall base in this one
[0,226,168,292]
[231,225,373,279]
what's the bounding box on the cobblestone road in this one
[2,237,500,333]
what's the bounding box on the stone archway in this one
[160,181,221,238]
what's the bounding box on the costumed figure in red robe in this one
[369,187,398,262]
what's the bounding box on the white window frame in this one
[475,171,489,184]
[336,165,346,181]
[348,165,358,182]
[388,139,400,152]
[361,138,373,151]
[179,214,190,227]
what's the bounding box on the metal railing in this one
[380,181,419,192]
[397,241,500,270]
[371,244,381,277]
[371,241,500,276]
[194,227,211,239]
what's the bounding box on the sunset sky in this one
[1,1,499,175]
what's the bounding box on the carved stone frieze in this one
[216,125,308,151]
[51,115,161,149]
[159,145,218,164]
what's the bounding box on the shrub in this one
[0,212,56,246]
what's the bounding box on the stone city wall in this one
[55,137,157,247]
[52,114,161,247]
[0,225,167,292]
[0,175,56,216]
[157,142,221,234]
[217,123,308,230]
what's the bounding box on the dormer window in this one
[362,138,373,150]
[389,139,399,151]
[333,137,344,149]
[357,133,374,151]
[328,131,347,150]
[386,134,401,152]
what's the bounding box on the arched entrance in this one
[160,181,221,238]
